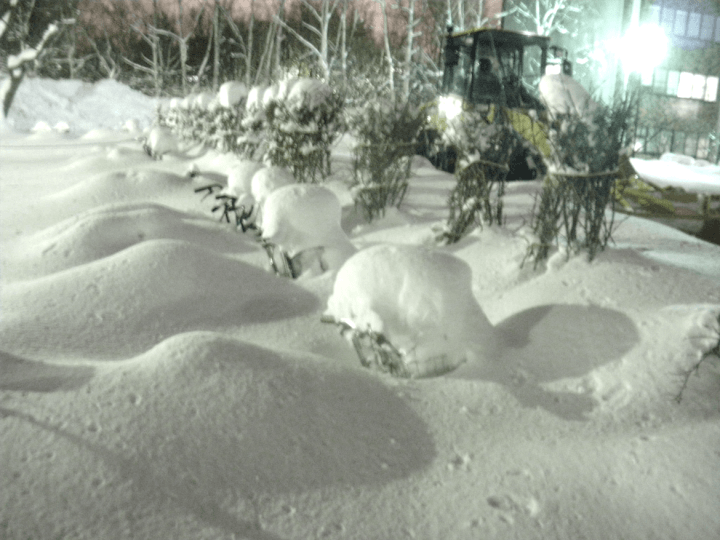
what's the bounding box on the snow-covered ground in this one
[1,78,719,540]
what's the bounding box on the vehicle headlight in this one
[438,95,463,120]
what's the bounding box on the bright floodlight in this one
[621,24,668,74]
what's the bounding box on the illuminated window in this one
[640,66,654,86]
[705,77,719,101]
[666,70,680,95]
[653,68,668,94]
[691,73,706,100]
[687,12,701,38]
[661,8,675,34]
[674,10,687,36]
[677,71,694,98]
[700,14,715,41]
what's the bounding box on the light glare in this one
[621,24,668,74]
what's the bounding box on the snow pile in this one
[631,152,720,194]
[3,77,159,133]
[326,244,498,375]
[261,184,356,272]
[539,73,599,118]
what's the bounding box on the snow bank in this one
[0,238,317,358]
[631,153,720,194]
[326,244,498,375]
[3,77,159,133]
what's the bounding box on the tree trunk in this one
[377,0,394,100]
[2,69,25,118]
[247,1,254,86]
[212,0,220,91]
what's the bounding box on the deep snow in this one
[1,78,719,540]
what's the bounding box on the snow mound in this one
[76,332,435,490]
[262,184,356,271]
[0,240,318,358]
[43,169,190,219]
[2,202,256,280]
[145,126,178,158]
[539,73,598,117]
[217,81,248,108]
[250,166,295,206]
[226,159,264,196]
[4,77,158,133]
[326,244,498,374]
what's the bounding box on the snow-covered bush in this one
[439,116,522,243]
[143,125,178,159]
[262,78,344,183]
[324,244,497,377]
[528,94,636,265]
[158,79,343,176]
[250,166,295,208]
[158,83,251,156]
[676,311,720,403]
[348,100,426,221]
[261,184,356,277]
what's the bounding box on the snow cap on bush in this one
[286,78,334,112]
[262,84,281,108]
[218,81,248,108]
[250,166,295,206]
[261,184,356,268]
[246,86,266,112]
[326,244,497,373]
[194,92,215,109]
[145,125,178,158]
[227,159,264,197]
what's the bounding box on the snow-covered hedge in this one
[262,78,344,183]
[158,78,343,183]
[348,100,426,221]
[159,87,248,154]
[528,95,636,265]
[439,115,523,243]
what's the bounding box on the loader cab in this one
[441,28,552,110]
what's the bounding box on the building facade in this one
[635,0,720,160]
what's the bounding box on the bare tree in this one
[220,2,255,85]
[1,0,70,118]
[375,0,395,99]
[506,0,583,37]
[445,0,491,30]
[274,0,341,80]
